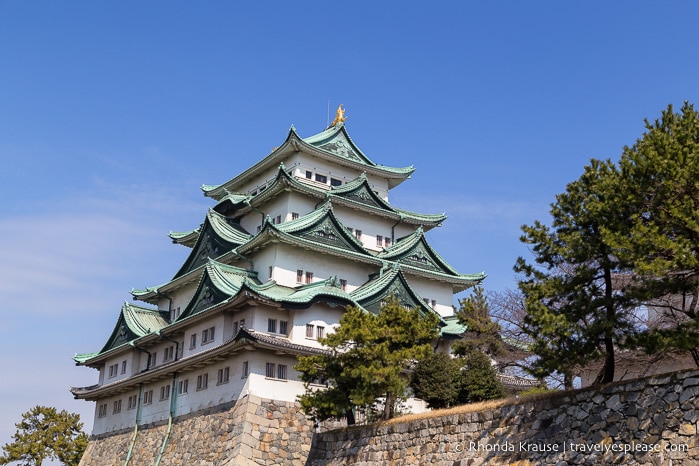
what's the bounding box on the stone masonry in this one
[80,369,699,465]
[308,369,699,466]
[79,394,315,466]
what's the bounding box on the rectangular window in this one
[305,170,312,179]
[296,269,303,283]
[340,279,347,291]
[275,214,282,224]
[385,237,392,247]
[160,384,170,401]
[217,367,230,385]
[347,227,354,234]
[164,345,174,362]
[190,333,197,349]
[291,212,299,220]
[316,326,325,339]
[98,404,107,418]
[234,321,239,336]
[279,320,288,335]
[265,363,276,378]
[179,379,189,395]
[315,173,327,183]
[127,395,137,410]
[306,324,314,338]
[305,271,313,284]
[268,318,277,333]
[170,306,181,322]
[202,326,215,344]
[113,400,122,414]
[242,361,249,378]
[431,299,437,309]
[277,364,288,380]
[240,319,245,328]
[197,373,208,390]
[143,390,153,405]
[330,178,342,187]
[268,265,273,280]
[151,352,157,367]
[354,229,362,240]
[121,360,127,374]
[108,363,118,378]
[376,235,383,247]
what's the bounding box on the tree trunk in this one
[382,393,394,421]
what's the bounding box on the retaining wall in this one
[308,369,699,465]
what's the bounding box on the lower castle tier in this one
[71,118,486,440]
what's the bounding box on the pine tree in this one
[296,296,439,424]
[0,406,88,466]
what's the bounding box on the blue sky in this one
[1,0,698,449]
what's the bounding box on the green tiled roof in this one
[202,124,415,199]
[439,315,468,338]
[173,210,252,279]
[213,165,445,228]
[76,302,168,364]
[349,264,445,325]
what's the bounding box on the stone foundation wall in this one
[79,395,316,466]
[308,369,699,466]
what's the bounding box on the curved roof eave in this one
[203,125,415,198]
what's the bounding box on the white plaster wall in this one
[405,276,457,318]
[266,243,376,289]
[181,314,225,359]
[289,305,343,348]
[246,352,306,403]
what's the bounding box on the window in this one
[305,271,313,284]
[234,320,239,336]
[268,265,273,280]
[190,333,197,349]
[279,320,288,335]
[268,319,277,333]
[197,373,208,390]
[330,178,342,187]
[291,212,299,220]
[170,306,181,322]
[296,269,303,283]
[354,229,362,240]
[315,173,327,183]
[240,319,245,329]
[316,326,325,339]
[305,170,312,179]
[217,367,230,385]
[164,345,174,362]
[431,299,437,309]
[277,364,288,380]
[265,362,276,378]
[143,390,153,405]
[385,237,392,247]
[202,326,215,344]
[306,324,314,338]
[121,360,127,374]
[113,400,122,414]
[108,363,119,378]
[179,379,189,395]
[376,235,383,247]
[127,395,137,410]
[98,404,107,418]
[340,279,347,291]
[151,352,157,367]
[259,185,266,192]
[242,361,249,378]
[275,215,282,224]
[160,384,170,401]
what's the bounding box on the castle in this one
[71,107,486,462]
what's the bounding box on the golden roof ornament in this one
[330,104,347,127]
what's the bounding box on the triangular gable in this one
[98,303,167,355]
[378,227,460,276]
[177,261,253,321]
[350,266,443,322]
[303,123,371,165]
[274,203,369,255]
[173,212,248,279]
[329,173,387,210]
